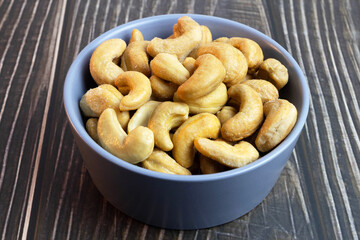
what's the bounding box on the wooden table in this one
[1,0,359,239]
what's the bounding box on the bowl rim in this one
[64,13,310,183]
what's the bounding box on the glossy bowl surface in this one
[63,14,309,230]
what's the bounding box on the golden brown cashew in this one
[150,53,190,85]
[194,138,259,168]
[127,100,161,133]
[172,113,221,168]
[197,42,248,87]
[114,71,152,111]
[97,108,154,164]
[242,79,279,103]
[199,154,228,174]
[173,83,228,114]
[148,101,189,151]
[213,37,229,43]
[255,58,289,89]
[188,25,213,58]
[149,75,178,100]
[129,29,144,43]
[182,57,196,75]
[176,54,226,101]
[121,41,151,77]
[255,99,297,152]
[143,149,191,175]
[216,106,237,125]
[229,37,264,74]
[90,39,126,85]
[80,84,122,117]
[221,84,263,141]
[147,16,202,61]
[86,118,99,143]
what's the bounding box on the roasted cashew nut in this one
[255,99,297,152]
[255,58,289,89]
[197,42,248,87]
[142,149,191,175]
[228,37,264,74]
[221,84,263,141]
[114,71,152,111]
[86,118,99,143]
[187,25,213,59]
[150,75,178,101]
[194,138,259,168]
[121,41,151,77]
[181,57,196,75]
[90,39,126,85]
[97,108,154,164]
[127,100,161,133]
[129,28,144,43]
[199,154,228,174]
[148,101,189,151]
[176,54,226,101]
[172,113,221,168]
[150,53,190,85]
[242,79,279,103]
[174,83,228,114]
[216,106,237,125]
[147,16,202,61]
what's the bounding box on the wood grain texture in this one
[0,0,359,239]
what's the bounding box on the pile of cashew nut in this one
[80,16,298,175]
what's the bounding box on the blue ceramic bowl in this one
[64,14,309,230]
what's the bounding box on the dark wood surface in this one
[1,0,359,239]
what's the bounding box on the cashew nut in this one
[97,108,154,164]
[172,113,221,168]
[114,71,152,111]
[176,54,226,101]
[255,99,297,152]
[255,58,289,89]
[213,37,229,43]
[147,16,202,61]
[121,41,151,77]
[228,37,264,74]
[174,83,228,114]
[197,42,248,87]
[150,53,190,85]
[199,154,228,174]
[90,39,126,85]
[216,106,237,125]
[187,25,213,59]
[242,79,279,103]
[127,100,161,133]
[182,57,196,75]
[221,84,263,141]
[129,28,144,43]
[149,75,178,101]
[148,101,189,151]
[142,149,191,175]
[194,138,259,168]
[86,118,99,143]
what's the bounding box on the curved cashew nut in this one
[187,25,213,59]
[129,28,144,43]
[127,100,161,133]
[150,75,178,101]
[216,106,237,125]
[213,37,229,43]
[228,37,264,74]
[221,84,263,141]
[148,101,189,151]
[172,113,221,168]
[114,71,152,111]
[194,138,259,168]
[147,16,202,61]
[255,99,297,152]
[121,41,151,77]
[86,118,99,143]
[90,39,126,85]
[182,57,196,75]
[97,108,154,164]
[255,58,289,89]
[142,149,191,175]
[199,154,228,174]
[150,53,190,85]
[174,83,228,114]
[197,42,248,87]
[176,54,226,101]
[242,79,279,103]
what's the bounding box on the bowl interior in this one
[64,14,309,181]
